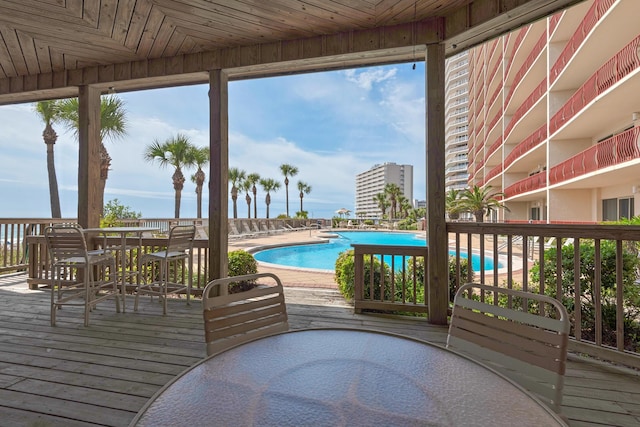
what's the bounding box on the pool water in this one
[253,231,497,272]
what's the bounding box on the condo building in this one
[468,0,640,223]
[355,163,413,218]
[445,51,470,192]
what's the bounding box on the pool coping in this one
[244,233,517,276]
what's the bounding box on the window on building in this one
[530,207,540,221]
[602,197,634,221]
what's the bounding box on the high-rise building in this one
[355,163,413,218]
[468,0,640,223]
[445,51,470,192]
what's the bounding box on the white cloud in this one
[343,68,397,90]
[0,64,431,218]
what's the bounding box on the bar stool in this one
[44,224,120,326]
[134,225,195,315]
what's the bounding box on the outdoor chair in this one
[44,224,120,326]
[134,224,195,315]
[202,272,289,356]
[447,283,570,414]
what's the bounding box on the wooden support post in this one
[77,85,101,229]
[425,43,448,325]
[208,70,229,282]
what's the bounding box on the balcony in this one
[504,171,547,198]
[549,127,640,185]
[550,34,640,135]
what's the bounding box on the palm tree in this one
[279,164,299,218]
[245,173,261,218]
[297,181,311,214]
[144,133,196,218]
[398,195,412,219]
[229,167,246,219]
[189,146,209,219]
[445,189,463,220]
[34,100,62,218]
[241,179,253,218]
[260,178,281,219]
[384,183,402,219]
[459,185,509,222]
[56,95,127,212]
[373,192,390,218]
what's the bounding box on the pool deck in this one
[227,227,521,288]
[228,228,339,289]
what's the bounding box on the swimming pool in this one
[253,231,498,272]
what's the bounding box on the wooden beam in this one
[0,18,443,103]
[208,69,229,281]
[77,85,101,228]
[425,42,447,325]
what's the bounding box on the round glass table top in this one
[132,329,566,427]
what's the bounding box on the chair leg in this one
[186,256,192,306]
[161,261,168,316]
[84,271,91,327]
[111,262,121,314]
[50,271,57,326]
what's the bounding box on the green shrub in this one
[227,250,258,292]
[334,250,391,300]
[335,251,473,306]
[400,256,473,304]
[396,218,417,230]
[100,199,141,227]
[530,240,640,351]
[228,250,258,277]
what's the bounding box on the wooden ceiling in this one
[0,0,585,104]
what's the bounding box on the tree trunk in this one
[252,186,258,218]
[43,123,61,218]
[474,209,484,222]
[285,176,289,217]
[98,142,111,216]
[246,194,251,218]
[265,193,271,219]
[300,192,304,213]
[172,168,185,218]
[231,186,238,219]
[195,168,205,218]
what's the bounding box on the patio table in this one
[130,328,567,426]
[84,226,158,311]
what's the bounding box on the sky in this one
[0,62,426,220]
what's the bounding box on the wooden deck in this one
[0,273,638,427]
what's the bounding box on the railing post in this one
[354,248,363,314]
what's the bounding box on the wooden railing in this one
[0,218,73,273]
[352,244,428,315]
[447,222,640,370]
[24,235,212,292]
[0,218,330,288]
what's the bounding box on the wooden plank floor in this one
[0,273,638,427]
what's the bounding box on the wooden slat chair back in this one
[134,225,196,315]
[447,283,569,413]
[44,224,120,326]
[203,273,289,356]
